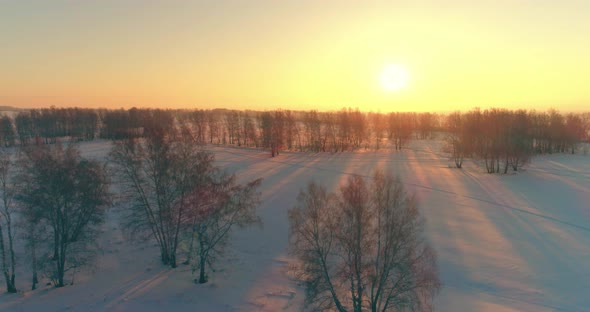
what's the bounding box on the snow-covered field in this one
[1,139,589,312]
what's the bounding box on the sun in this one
[380,64,409,92]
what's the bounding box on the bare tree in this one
[337,109,351,152]
[417,113,437,140]
[337,175,370,311]
[16,143,111,287]
[350,108,366,150]
[322,112,338,153]
[242,111,258,147]
[110,134,215,268]
[111,130,263,280]
[0,150,17,292]
[304,110,322,152]
[225,111,240,146]
[288,181,345,311]
[259,111,284,157]
[367,172,440,311]
[19,204,47,290]
[284,110,296,150]
[368,112,387,151]
[388,113,413,151]
[444,112,465,168]
[565,113,585,154]
[505,110,532,172]
[0,116,16,147]
[15,111,35,145]
[289,171,440,312]
[187,173,262,284]
[189,110,207,144]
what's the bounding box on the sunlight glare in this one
[380,64,409,92]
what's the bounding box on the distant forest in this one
[0,107,588,173]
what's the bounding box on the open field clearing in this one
[1,139,589,312]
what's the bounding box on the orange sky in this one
[1,1,589,112]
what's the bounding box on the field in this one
[1,139,589,312]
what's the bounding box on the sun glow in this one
[380,64,409,92]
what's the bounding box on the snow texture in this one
[1,139,589,311]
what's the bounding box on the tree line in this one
[0,107,98,146]
[2,107,588,163]
[445,108,589,172]
[0,107,442,154]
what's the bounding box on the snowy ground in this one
[1,139,589,311]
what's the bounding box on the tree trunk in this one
[1,266,16,293]
[31,272,38,290]
[198,255,207,284]
[32,259,38,290]
[7,219,16,293]
[161,248,169,265]
[184,226,197,265]
[3,273,16,293]
[31,235,38,290]
[170,252,177,269]
[197,234,208,284]
[57,259,65,287]
[56,241,67,288]
[53,234,59,260]
[0,225,16,293]
[485,157,492,173]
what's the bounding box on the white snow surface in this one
[1,139,589,312]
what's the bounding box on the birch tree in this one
[110,134,215,268]
[289,171,440,312]
[17,143,110,287]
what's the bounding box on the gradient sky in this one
[1,1,589,112]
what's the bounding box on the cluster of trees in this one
[179,109,437,155]
[0,143,110,290]
[2,134,440,312]
[445,108,590,172]
[5,108,99,145]
[100,108,175,140]
[109,128,262,284]
[289,172,440,312]
[0,127,262,293]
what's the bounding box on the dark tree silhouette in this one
[111,129,263,279]
[187,173,262,284]
[17,143,110,287]
[110,133,213,268]
[289,171,440,312]
[0,116,16,147]
[0,150,17,292]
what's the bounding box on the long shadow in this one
[231,148,396,311]
[456,167,590,311]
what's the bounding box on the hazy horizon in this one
[2,1,590,112]
[1,102,589,116]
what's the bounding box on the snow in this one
[1,139,589,311]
